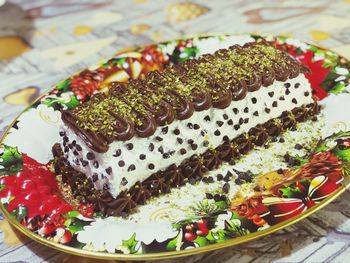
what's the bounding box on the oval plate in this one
[1,33,350,261]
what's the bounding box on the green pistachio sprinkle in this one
[71,42,297,135]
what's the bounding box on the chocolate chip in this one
[173,128,180,135]
[239,118,244,125]
[187,123,194,129]
[214,130,221,136]
[128,164,136,171]
[279,96,285,101]
[63,136,68,142]
[68,144,73,149]
[93,161,99,168]
[268,91,274,97]
[265,108,271,114]
[284,83,291,88]
[121,177,128,186]
[87,152,95,160]
[71,140,76,146]
[118,160,125,167]
[148,163,155,170]
[139,154,146,160]
[223,174,231,182]
[304,91,310,97]
[105,167,112,175]
[201,130,207,136]
[187,177,195,185]
[206,193,213,199]
[177,138,184,144]
[92,173,98,182]
[253,111,259,116]
[295,83,300,88]
[191,144,198,150]
[277,168,284,174]
[279,137,285,143]
[244,107,249,113]
[216,121,224,127]
[253,186,261,192]
[180,148,187,155]
[234,124,240,130]
[188,139,194,145]
[233,108,239,114]
[244,118,249,124]
[169,150,175,156]
[312,116,318,122]
[148,143,154,152]
[158,146,164,154]
[126,143,133,150]
[223,183,230,194]
[228,119,233,125]
[203,141,209,147]
[271,136,278,142]
[292,98,298,104]
[76,144,82,151]
[74,158,80,165]
[161,127,168,134]
[59,131,66,137]
[112,149,121,158]
[223,135,229,142]
[251,97,257,104]
[193,124,200,130]
[207,176,214,183]
[81,160,88,167]
[235,178,244,185]
[162,152,170,159]
[272,101,278,107]
[73,150,79,156]
[285,89,291,95]
[295,143,303,150]
[202,177,208,183]
[103,183,110,191]
[223,114,229,120]
[155,136,163,142]
[204,115,211,121]
[213,194,222,201]
[217,174,224,181]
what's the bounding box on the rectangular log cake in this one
[53,40,320,216]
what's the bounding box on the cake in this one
[52,40,320,216]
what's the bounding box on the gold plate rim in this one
[0,32,348,261]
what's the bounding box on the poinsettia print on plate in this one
[1,34,350,259]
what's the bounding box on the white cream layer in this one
[60,75,313,197]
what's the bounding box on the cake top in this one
[62,40,308,153]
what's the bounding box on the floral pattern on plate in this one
[0,34,350,258]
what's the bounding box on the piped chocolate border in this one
[53,101,320,217]
[61,40,309,153]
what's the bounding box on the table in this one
[1,0,350,262]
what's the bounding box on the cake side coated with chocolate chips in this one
[53,102,320,216]
[57,40,314,199]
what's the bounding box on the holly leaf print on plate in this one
[0,145,23,176]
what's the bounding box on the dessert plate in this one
[1,33,350,261]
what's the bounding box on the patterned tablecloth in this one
[1,0,350,262]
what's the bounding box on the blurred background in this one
[0,0,350,262]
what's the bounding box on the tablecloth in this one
[1,0,350,262]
